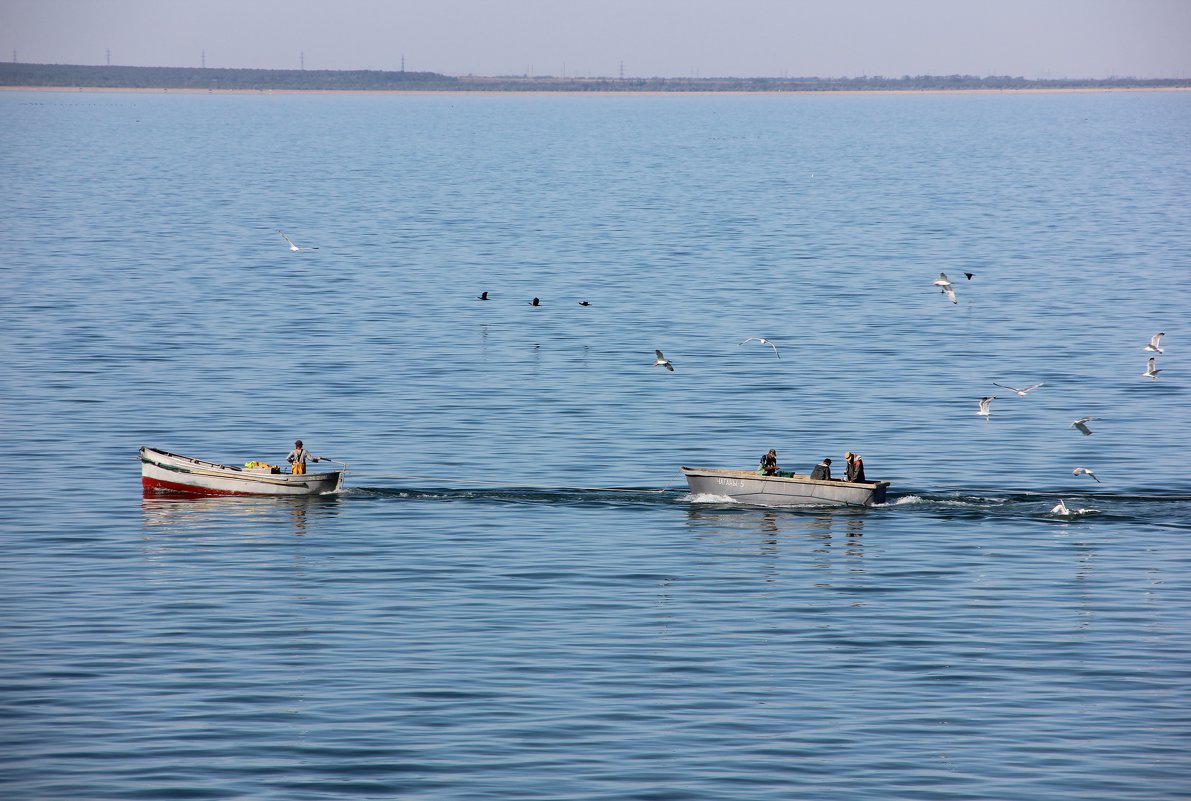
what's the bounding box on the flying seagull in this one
[740,337,780,358]
[1070,416,1101,436]
[478,291,489,301]
[1144,332,1165,354]
[653,349,674,371]
[993,382,1044,397]
[933,272,957,304]
[977,396,997,417]
[278,230,318,251]
[1072,467,1101,483]
[1143,357,1161,381]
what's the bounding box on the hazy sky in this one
[2,0,1189,79]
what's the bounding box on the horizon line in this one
[2,60,1187,84]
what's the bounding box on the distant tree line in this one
[2,62,1187,93]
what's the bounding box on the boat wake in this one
[684,492,740,505]
[340,484,1189,528]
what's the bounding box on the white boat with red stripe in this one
[140,446,344,497]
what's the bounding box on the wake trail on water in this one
[342,484,1191,526]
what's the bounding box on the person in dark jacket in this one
[810,457,832,481]
[759,449,779,476]
[845,452,866,483]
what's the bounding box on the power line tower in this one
[300,51,305,71]
[619,61,624,80]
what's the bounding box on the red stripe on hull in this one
[142,475,260,497]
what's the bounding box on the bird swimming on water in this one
[1144,332,1165,354]
[278,230,318,252]
[478,291,489,300]
[1051,499,1071,515]
[529,297,540,307]
[653,349,674,371]
[1143,357,1161,381]
[578,301,591,306]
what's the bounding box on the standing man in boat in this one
[287,439,321,475]
[845,452,866,483]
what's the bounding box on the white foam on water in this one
[684,492,739,504]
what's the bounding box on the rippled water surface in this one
[3,89,1191,800]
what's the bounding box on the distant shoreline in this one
[4,85,1190,97]
[3,62,1189,96]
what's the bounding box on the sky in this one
[1,0,1189,80]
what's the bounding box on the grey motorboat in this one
[681,466,889,508]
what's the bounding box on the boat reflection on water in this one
[141,491,342,538]
[685,505,867,547]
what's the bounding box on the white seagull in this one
[653,349,674,371]
[278,230,318,251]
[1070,416,1101,436]
[977,396,997,417]
[1144,332,1165,354]
[1143,357,1161,381]
[1072,467,1101,483]
[1051,499,1071,515]
[993,382,1044,397]
[933,272,957,304]
[740,337,780,358]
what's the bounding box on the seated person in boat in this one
[286,439,321,475]
[810,457,833,481]
[758,449,779,476]
[845,452,866,483]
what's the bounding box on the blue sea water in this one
[2,88,1191,800]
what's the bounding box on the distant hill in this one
[2,62,1188,93]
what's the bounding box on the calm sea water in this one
[2,89,1190,800]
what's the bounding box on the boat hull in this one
[682,467,888,508]
[140,447,343,497]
